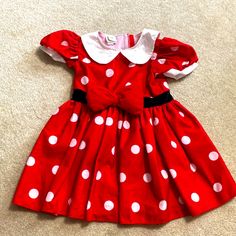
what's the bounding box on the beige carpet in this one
[1,0,236,235]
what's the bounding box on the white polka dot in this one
[111,146,115,155]
[70,56,79,60]
[105,117,113,126]
[209,151,219,161]
[145,144,153,153]
[125,82,132,87]
[149,118,153,126]
[181,136,191,145]
[123,120,130,129]
[169,169,177,179]
[179,111,185,117]
[27,156,35,166]
[28,188,39,199]
[70,113,78,122]
[213,183,223,192]
[87,200,91,210]
[120,172,126,182]
[158,58,166,64]
[118,120,123,129]
[104,200,114,211]
[178,196,184,205]
[190,163,197,172]
[95,116,104,125]
[82,169,90,179]
[191,192,200,202]
[143,173,152,183]
[52,165,59,175]
[131,145,140,154]
[52,108,59,115]
[171,141,177,149]
[151,52,157,60]
[153,117,159,126]
[81,76,89,85]
[105,69,114,77]
[170,46,179,51]
[69,138,77,147]
[45,191,54,202]
[96,170,102,180]
[159,200,167,211]
[163,81,169,89]
[79,140,86,150]
[68,198,72,205]
[48,135,58,145]
[61,40,68,46]
[128,62,136,67]
[182,61,189,66]
[131,202,140,212]
[161,170,169,179]
[82,58,91,63]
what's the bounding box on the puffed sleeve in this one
[153,37,199,79]
[39,29,80,67]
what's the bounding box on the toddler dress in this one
[12,28,236,225]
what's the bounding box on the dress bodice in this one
[39,28,199,98]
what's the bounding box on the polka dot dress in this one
[12,29,236,225]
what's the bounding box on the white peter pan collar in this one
[81,28,160,64]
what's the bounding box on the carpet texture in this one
[1,0,235,235]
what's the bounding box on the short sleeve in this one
[153,37,199,79]
[39,29,80,67]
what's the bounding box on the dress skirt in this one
[12,96,236,224]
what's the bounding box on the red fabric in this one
[12,30,236,225]
[86,84,144,115]
[39,29,81,68]
[128,34,135,47]
[153,37,199,74]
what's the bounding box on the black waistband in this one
[71,89,173,107]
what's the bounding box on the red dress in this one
[12,28,236,225]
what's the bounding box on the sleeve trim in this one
[163,62,199,80]
[39,45,66,63]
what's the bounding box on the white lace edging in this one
[163,62,199,80]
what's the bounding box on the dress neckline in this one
[80,28,161,64]
[96,29,144,51]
